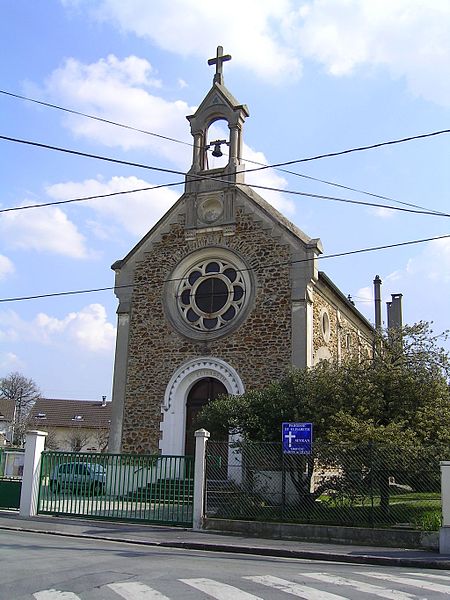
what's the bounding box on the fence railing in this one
[0,448,24,510]
[205,440,443,531]
[38,451,194,525]
[0,448,25,479]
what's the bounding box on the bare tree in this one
[44,428,60,451]
[64,428,91,452]
[0,372,41,447]
[92,426,109,453]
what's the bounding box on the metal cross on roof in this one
[208,46,232,85]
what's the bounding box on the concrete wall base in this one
[440,527,450,553]
[204,518,439,551]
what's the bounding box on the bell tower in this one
[185,46,250,197]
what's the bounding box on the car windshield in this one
[91,464,105,473]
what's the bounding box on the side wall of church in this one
[312,287,373,363]
[121,209,293,453]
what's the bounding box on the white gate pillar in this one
[439,461,450,553]
[19,430,47,517]
[193,428,210,530]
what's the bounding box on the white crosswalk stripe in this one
[108,581,172,599]
[406,572,450,582]
[244,575,349,599]
[300,571,419,600]
[180,577,264,599]
[32,570,450,600]
[357,571,450,595]
[34,591,81,600]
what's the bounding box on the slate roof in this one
[29,399,112,429]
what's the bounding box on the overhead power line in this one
[1,135,449,218]
[0,181,184,213]
[0,134,187,176]
[2,86,449,214]
[1,233,448,304]
[0,89,192,147]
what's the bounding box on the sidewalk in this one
[1,511,449,570]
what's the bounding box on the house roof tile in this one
[30,398,112,429]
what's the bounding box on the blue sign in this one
[282,422,313,455]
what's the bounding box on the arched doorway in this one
[185,377,226,456]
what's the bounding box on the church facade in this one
[108,48,373,455]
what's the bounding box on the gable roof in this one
[318,271,374,333]
[112,182,323,273]
[30,399,112,429]
[0,399,14,422]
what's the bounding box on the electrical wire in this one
[1,135,449,218]
[0,89,192,147]
[0,181,184,213]
[1,233,448,304]
[1,87,447,215]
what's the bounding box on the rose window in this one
[177,259,246,331]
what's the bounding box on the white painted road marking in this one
[358,571,450,595]
[180,577,264,599]
[406,572,450,582]
[301,571,419,600]
[34,591,81,600]
[245,575,349,599]
[108,581,172,599]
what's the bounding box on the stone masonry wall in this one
[121,209,293,453]
[312,289,373,363]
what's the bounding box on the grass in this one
[213,491,442,530]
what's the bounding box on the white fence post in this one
[193,428,210,530]
[19,430,47,518]
[439,461,450,553]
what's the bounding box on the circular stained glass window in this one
[177,259,246,332]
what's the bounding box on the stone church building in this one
[109,48,373,455]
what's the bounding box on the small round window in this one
[177,258,246,332]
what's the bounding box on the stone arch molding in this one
[160,357,244,455]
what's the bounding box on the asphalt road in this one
[1,529,450,599]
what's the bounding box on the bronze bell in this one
[211,142,223,158]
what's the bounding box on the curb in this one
[1,524,450,570]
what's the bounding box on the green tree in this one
[0,372,41,446]
[198,322,450,512]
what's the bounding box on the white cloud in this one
[0,304,116,353]
[39,54,195,163]
[46,176,180,237]
[61,304,116,352]
[354,237,450,327]
[0,204,88,258]
[368,206,396,219]
[83,0,300,82]
[0,255,14,280]
[405,237,450,282]
[243,145,295,215]
[0,352,23,371]
[295,0,450,106]
[63,1,450,106]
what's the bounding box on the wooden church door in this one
[185,377,227,457]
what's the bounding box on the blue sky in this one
[1,0,449,400]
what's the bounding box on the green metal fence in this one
[38,451,194,526]
[206,440,444,531]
